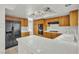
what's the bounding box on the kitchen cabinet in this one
[5,16,20,21]
[45,17,59,26]
[6,16,29,37]
[20,19,28,26]
[44,17,59,31]
[21,32,29,37]
[44,32,61,39]
[59,15,70,26]
[6,16,28,26]
[70,10,78,26]
[43,32,51,38]
[20,19,29,37]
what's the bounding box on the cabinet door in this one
[70,10,78,26]
[21,19,28,26]
[47,32,51,38]
[44,32,51,38]
[24,19,28,26]
[59,15,70,26]
[21,32,29,37]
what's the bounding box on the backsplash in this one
[47,26,78,41]
[21,27,28,32]
[47,26,78,34]
[47,24,59,31]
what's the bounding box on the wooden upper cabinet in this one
[45,17,59,26]
[6,16,28,26]
[59,15,70,26]
[20,19,28,26]
[45,17,59,24]
[5,16,20,21]
[70,10,78,26]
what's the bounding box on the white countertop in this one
[44,31,62,33]
[17,35,77,54]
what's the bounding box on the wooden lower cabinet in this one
[43,32,51,38]
[44,32,61,39]
[21,32,29,37]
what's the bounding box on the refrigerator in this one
[5,21,21,49]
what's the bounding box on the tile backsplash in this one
[47,26,78,41]
[47,26,78,34]
[21,27,28,32]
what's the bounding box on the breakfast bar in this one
[17,35,77,54]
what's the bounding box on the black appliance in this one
[5,21,21,49]
[38,24,43,35]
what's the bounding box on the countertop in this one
[17,35,77,54]
[44,31,62,33]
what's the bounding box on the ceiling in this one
[4,4,79,19]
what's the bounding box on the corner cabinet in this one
[70,10,78,26]
[59,15,70,26]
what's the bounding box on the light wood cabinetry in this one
[21,32,29,37]
[44,17,59,31]
[59,15,70,26]
[20,19,28,26]
[45,17,59,26]
[33,10,78,39]
[44,32,61,39]
[6,16,28,27]
[20,19,28,37]
[70,10,78,26]
[6,16,29,37]
[5,16,21,21]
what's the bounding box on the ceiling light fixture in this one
[29,7,55,18]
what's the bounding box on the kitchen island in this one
[17,35,77,54]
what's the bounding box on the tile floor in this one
[5,46,18,54]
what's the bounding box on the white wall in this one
[0,6,5,53]
[28,18,33,35]
[78,10,79,53]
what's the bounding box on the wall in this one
[28,18,33,35]
[0,6,5,53]
[78,10,79,53]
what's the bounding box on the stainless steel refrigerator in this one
[5,21,21,49]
